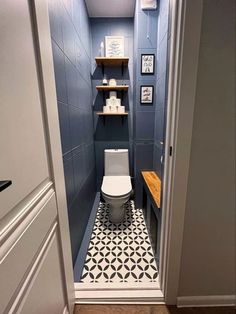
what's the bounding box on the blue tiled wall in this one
[133,1,158,207]
[48,0,96,264]
[153,0,170,178]
[90,18,134,189]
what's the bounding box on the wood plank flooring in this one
[74,305,235,314]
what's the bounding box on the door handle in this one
[0,180,12,192]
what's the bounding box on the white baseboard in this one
[177,295,236,307]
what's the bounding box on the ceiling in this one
[85,0,136,18]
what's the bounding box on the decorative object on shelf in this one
[140,85,154,105]
[105,36,124,57]
[141,0,157,10]
[99,41,105,57]
[102,75,108,85]
[108,78,117,86]
[141,54,155,75]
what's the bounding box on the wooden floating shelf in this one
[96,85,129,91]
[95,57,129,67]
[96,112,128,116]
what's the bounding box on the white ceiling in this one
[85,0,136,18]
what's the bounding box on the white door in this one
[0,1,74,313]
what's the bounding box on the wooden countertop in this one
[141,171,161,208]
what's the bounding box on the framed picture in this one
[141,54,155,75]
[140,85,154,105]
[105,36,124,57]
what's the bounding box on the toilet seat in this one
[101,176,132,198]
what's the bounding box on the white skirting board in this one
[177,295,236,307]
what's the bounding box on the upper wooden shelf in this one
[96,85,129,91]
[95,57,129,67]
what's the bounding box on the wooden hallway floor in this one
[74,305,235,314]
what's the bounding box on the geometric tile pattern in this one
[80,201,158,283]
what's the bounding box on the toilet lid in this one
[101,176,132,197]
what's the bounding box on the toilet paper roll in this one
[118,106,125,113]
[109,91,117,98]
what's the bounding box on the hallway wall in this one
[48,0,96,264]
[179,0,235,298]
[90,18,134,189]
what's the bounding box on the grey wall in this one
[133,0,158,207]
[153,0,170,178]
[90,18,134,189]
[179,0,235,297]
[48,0,96,264]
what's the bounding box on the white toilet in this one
[101,149,132,223]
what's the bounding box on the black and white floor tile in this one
[80,201,158,284]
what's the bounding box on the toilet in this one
[101,149,132,223]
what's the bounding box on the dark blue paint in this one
[49,0,96,265]
[153,0,170,181]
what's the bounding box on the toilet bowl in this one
[102,176,132,223]
[101,149,132,223]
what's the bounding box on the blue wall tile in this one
[158,0,170,43]
[65,57,80,107]
[49,0,96,265]
[68,168,96,264]
[52,40,67,103]
[133,1,159,202]
[49,0,63,49]
[63,152,75,207]
[135,111,155,140]
[57,101,71,154]
[137,11,158,49]
[157,33,168,79]
[134,142,154,207]
[62,11,76,64]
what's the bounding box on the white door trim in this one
[159,0,203,304]
[30,0,75,312]
[26,0,203,308]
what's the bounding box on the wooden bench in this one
[141,171,161,208]
[141,171,162,264]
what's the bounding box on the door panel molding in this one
[0,180,53,244]
[6,223,59,313]
[0,193,58,313]
[0,0,74,312]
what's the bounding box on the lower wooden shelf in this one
[96,111,128,124]
[96,112,128,116]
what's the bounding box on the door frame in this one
[31,1,75,313]
[30,0,204,308]
[159,0,203,304]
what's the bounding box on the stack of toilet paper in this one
[103,92,125,113]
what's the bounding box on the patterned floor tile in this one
[80,201,158,284]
